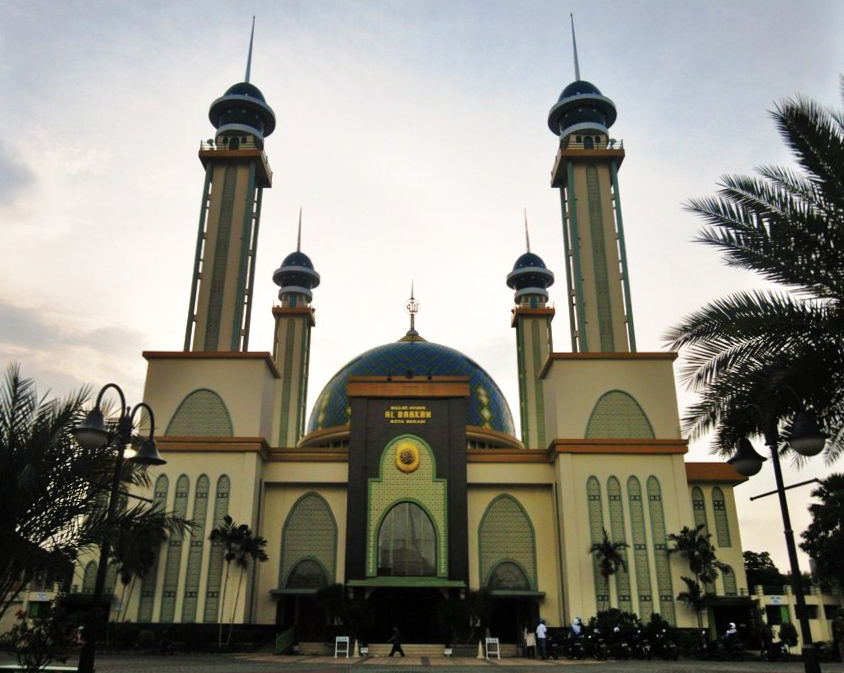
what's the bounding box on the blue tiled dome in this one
[305,338,516,437]
[547,79,617,137]
[209,80,276,139]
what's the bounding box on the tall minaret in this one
[184,21,276,352]
[506,214,555,449]
[272,211,320,447]
[547,17,636,353]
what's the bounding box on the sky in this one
[1,0,843,572]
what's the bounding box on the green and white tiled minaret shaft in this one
[271,210,320,448]
[547,19,636,353]
[506,214,555,449]
[184,22,277,352]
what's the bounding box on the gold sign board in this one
[384,404,432,425]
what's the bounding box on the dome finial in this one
[524,208,531,253]
[406,282,419,337]
[297,206,302,252]
[570,13,581,81]
[245,16,256,83]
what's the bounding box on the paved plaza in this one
[1,652,832,673]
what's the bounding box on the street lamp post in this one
[727,406,826,673]
[73,383,165,673]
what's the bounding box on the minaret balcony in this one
[198,140,273,188]
[550,141,625,187]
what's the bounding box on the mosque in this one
[73,39,752,648]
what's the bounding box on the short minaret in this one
[506,214,555,449]
[547,17,636,353]
[184,21,276,352]
[272,211,320,447]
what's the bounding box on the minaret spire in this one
[406,282,419,336]
[297,207,302,252]
[524,208,531,253]
[570,13,581,81]
[245,16,256,83]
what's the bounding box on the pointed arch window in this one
[488,561,530,590]
[377,502,436,576]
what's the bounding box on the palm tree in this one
[677,576,707,628]
[225,527,268,646]
[589,528,629,579]
[0,364,188,622]
[588,528,629,607]
[667,524,729,586]
[209,514,246,649]
[664,78,844,458]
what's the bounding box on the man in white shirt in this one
[536,618,548,659]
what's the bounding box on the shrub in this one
[777,621,798,647]
[136,629,156,650]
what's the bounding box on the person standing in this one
[536,618,547,659]
[388,626,405,657]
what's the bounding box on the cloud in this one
[0,141,34,202]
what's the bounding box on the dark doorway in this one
[489,597,538,643]
[368,588,443,643]
[229,137,240,150]
[276,595,324,642]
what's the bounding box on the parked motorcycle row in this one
[545,626,678,661]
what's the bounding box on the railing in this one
[561,138,624,151]
[199,139,263,152]
[275,627,296,655]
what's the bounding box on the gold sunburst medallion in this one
[394,438,421,473]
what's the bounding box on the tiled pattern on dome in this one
[587,477,610,611]
[712,487,731,547]
[166,389,234,437]
[647,477,675,625]
[138,475,168,622]
[181,474,209,623]
[159,474,190,623]
[722,565,737,596]
[585,390,655,439]
[203,475,230,623]
[627,476,653,620]
[586,165,615,352]
[367,435,447,577]
[607,477,632,613]
[478,494,537,590]
[306,340,515,437]
[82,561,97,594]
[280,493,337,587]
[691,486,708,534]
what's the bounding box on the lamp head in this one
[789,411,827,457]
[72,407,109,450]
[727,437,766,477]
[132,437,166,466]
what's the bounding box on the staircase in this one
[296,642,519,658]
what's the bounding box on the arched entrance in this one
[487,562,540,643]
[368,587,444,643]
[276,560,330,642]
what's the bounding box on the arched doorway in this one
[487,562,539,643]
[368,587,444,643]
[276,559,329,642]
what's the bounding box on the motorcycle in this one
[761,640,790,662]
[630,629,652,660]
[653,628,678,660]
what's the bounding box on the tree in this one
[676,576,707,628]
[664,78,844,458]
[225,526,268,646]
[0,364,188,623]
[800,473,844,590]
[588,527,629,579]
[743,550,788,590]
[209,514,246,649]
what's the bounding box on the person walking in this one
[388,626,405,657]
[536,618,548,659]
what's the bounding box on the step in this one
[295,641,519,658]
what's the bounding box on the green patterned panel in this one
[166,389,233,437]
[138,475,169,621]
[627,476,653,620]
[204,165,237,349]
[585,165,614,351]
[691,487,709,534]
[278,319,296,446]
[586,391,655,439]
[587,477,609,611]
[607,477,632,612]
[203,475,231,623]
[646,477,675,625]
[516,321,529,447]
[478,495,537,590]
[105,563,117,595]
[82,561,97,594]
[722,565,737,596]
[279,492,337,587]
[181,474,210,623]
[712,487,731,547]
[159,474,190,623]
[367,435,447,577]
[530,320,546,448]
